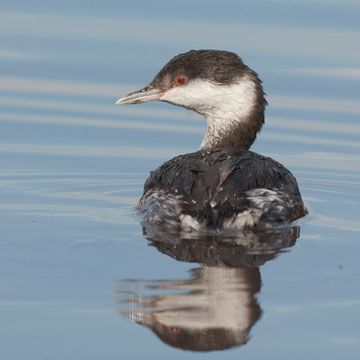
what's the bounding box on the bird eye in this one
[174,75,187,86]
[167,326,181,334]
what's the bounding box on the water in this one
[1,1,359,358]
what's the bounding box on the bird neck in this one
[200,112,263,150]
[199,76,266,150]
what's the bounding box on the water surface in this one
[1,1,359,359]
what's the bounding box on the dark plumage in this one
[152,50,254,86]
[141,150,305,229]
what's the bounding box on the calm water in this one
[1,1,360,359]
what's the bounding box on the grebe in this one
[116,50,307,231]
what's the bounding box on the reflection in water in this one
[118,267,261,351]
[116,226,300,351]
[144,225,299,267]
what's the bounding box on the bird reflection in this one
[115,225,300,351]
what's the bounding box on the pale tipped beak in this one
[115,86,165,105]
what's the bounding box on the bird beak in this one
[115,86,165,105]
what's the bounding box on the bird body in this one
[140,149,304,231]
[116,50,307,232]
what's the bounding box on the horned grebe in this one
[116,50,307,232]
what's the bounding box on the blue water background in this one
[0,1,359,359]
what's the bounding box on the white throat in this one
[160,74,257,150]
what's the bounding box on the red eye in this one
[167,326,181,334]
[175,75,187,86]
